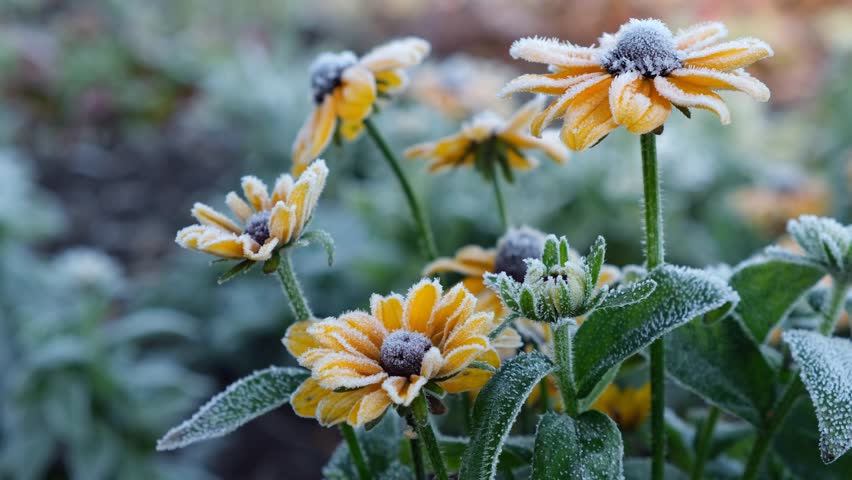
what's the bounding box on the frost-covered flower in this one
[291,38,430,174]
[176,159,328,262]
[283,279,500,427]
[591,383,651,431]
[777,215,852,279]
[53,247,124,295]
[404,97,568,176]
[502,19,773,150]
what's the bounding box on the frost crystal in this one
[600,19,683,77]
[309,51,358,103]
[244,211,271,245]
[784,330,852,463]
[494,226,545,282]
[380,331,432,377]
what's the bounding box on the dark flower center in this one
[244,211,271,245]
[494,227,546,282]
[310,51,357,104]
[600,19,682,78]
[380,331,433,377]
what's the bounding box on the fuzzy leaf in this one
[665,317,777,426]
[459,352,553,480]
[156,366,309,450]
[531,411,623,480]
[598,279,656,310]
[573,265,738,398]
[542,236,559,269]
[217,259,256,284]
[783,330,852,463]
[520,286,537,320]
[587,236,606,287]
[774,401,852,479]
[730,254,825,343]
[435,435,534,474]
[300,229,335,266]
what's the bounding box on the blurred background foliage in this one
[0,0,850,478]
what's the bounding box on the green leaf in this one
[665,317,777,426]
[531,411,623,480]
[542,236,558,269]
[586,235,606,286]
[435,435,534,474]
[156,366,309,450]
[774,400,852,479]
[598,278,657,310]
[573,265,738,398]
[577,362,620,411]
[783,330,852,463]
[217,259,255,284]
[325,413,406,479]
[459,352,553,480]
[300,229,335,266]
[262,251,281,273]
[623,458,688,480]
[520,287,537,320]
[729,254,824,343]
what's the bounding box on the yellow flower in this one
[404,97,568,174]
[175,159,328,262]
[283,279,501,427]
[591,383,651,431]
[291,37,430,175]
[501,19,773,150]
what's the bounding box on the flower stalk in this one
[340,423,372,480]
[554,321,579,417]
[640,132,666,480]
[411,392,449,480]
[742,279,850,480]
[364,117,439,260]
[691,406,720,480]
[276,251,313,323]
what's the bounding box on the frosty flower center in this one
[244,211,271,245]
[310,51,358,104]
[380,331,433,377]
[495,228,545,282]
[600,19,682,77]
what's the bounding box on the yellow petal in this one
[284,320,321,358]
[225,192,253,222]
[667,68,770,102]
[444,312,492,353]
[270,173,294,204]
[438,336,489,378]
[683,38,773,71]
[505,148,538,170]
[291,97,337,175]
[338,311,387,352]
[381,375,428,406]
[190,203,241,234]
[374,69,407,95]
[500,71,598,98]
[335,66,376,122]
[269,202,296,244]
[370,294,405,331]
[609,73,671,134]
[359,37,430,72]
[348,388,392,427]
[309,318,382,361]
[198,233,247,259]
[437,366,492,393]
[403,279,442,335]
[560,77,618,151]
[291,377,327,419]
[316,388,366,426]
[529,73,609,136]
[240,176,271,212]
[654,76,731,125]
[674,22,728,53]
[432,284,476,345]
[508,37,598,67]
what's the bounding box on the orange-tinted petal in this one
[683,38,773,71]
[347,388,392,427]
[674,22,728,53]
[284,320,321,358]
[403,279,441,335]
[371,294,405,331]
[291,97,337,175]
[668,68,770,102]
[654,76,730,124]
[609,73,671,134]
[560,77,618,151]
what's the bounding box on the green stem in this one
[462,392,474,433]
[691,406,720,480]
[340,424,371,480]
[364,117,438,260]
[276,251,313,323]
[492,170,509,230]
[539,377,551,412]
[640,132,666,480]
[410,436,426,480]
[411,393,449,480]
[553,321,579,417]
[742,280,849,480]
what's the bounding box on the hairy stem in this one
[410,436,426,480]
[340,424,372,480]
[553,321,579,417]
[276,251,313,323]
[640,132,666,480]
[492,171,509,230]
[742,280,849,479]
[411,393,449,480]
[364,117,438,260]
[691,406,720,480]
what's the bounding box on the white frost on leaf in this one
[783,330,852,464]
[156,366,309,451]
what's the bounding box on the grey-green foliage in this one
[665,316,777,426]
[0,245,212,480]
[531,411,624,480]
[729,254,825,343]
[780,216,852,279]
[157,366,309,450]
[459,352,553,480]
[573,265,739,398]
[783,330,852,463]
[484,235,655,323]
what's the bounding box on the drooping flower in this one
[175,159,328,262]
[404,97,568,177]
[591,383,652,431]
[291,38,430,174]
[501,19,773,150]
[283,279,500,427]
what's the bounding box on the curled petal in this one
[438,336,489,378]
[176,225,245,259]
[283,320,321,358]
[530,73,609,136]
[419,346,445,379]
[347,389,392,427]
[403,278,442,335]
[240,235,278,262]
[225,192,253,222]
[271,174,294,204]
[559,77,619,151]
[269,202,296,244]
[382,375,428,406]
[668,68,770,101]
[500,71,599,98]
[609,73,671,134]
[654,76,731,124]
[370,293,405,331]
[240,176,271,212]
[683,38,774,71]
[291,97,337,175]
[359,37,430,72]
[674,22,728,53]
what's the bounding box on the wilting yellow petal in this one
[508,37,598,67]
[683,38,773,71]
[316,388,365,426]
[359,37,430,72]
[674,22,728,53]
[269,202,296,244]
[668,68,770,102]
[654,76,731,124]
[529,73,609,136]
[291,97,337,175]
[560,77,618,151]
[609,72,671,134]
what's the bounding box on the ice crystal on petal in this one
[784,330,852,463]
[309,51,358,103]
[600,18,683,77]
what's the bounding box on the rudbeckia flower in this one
[501,19,773,150]
[591,382,652,431]
[291,37,430,174]
[283,279,500,427]
[175,159,328,262]
[404,97,568,176]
